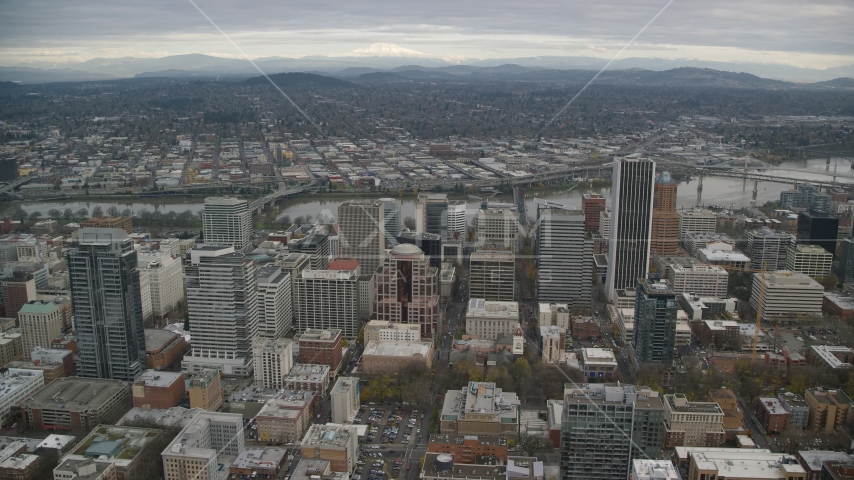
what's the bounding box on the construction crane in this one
[716,263,793,362]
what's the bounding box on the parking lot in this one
[356,403,426,446]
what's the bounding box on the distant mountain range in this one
[1,52,853,88]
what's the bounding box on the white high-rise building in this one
[379,198,402,247]
[331,377,360,424]
[161,411,244,480]
[476,208,519,252]
[786,244,833,278]
[256,265,293,338]
[678,210,717,238]
[138,251,185,318]
[182,245,259,376]
[338,202,385,277]
[202,197,253,253]
[293,258,361,337]
[448,201,467,241]
[750,271,824,322]
[252,337,294,390]
[536,204,591,308]
[747,227,795,272]
[18,301,64,356]
[606,158,655,300]
[667,264,729,298]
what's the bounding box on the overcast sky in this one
[1,0,852,68]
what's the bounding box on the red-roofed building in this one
[329,257,359,271]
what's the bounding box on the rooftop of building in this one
[67,425,160,468]
[798,451,854,472]
[441,381,520,423]
[256,390,315,414]
[0,369,42,400]
[290,459,347,480]
[698,249,751,262]
[391,243,424,256]
[204,196,247,206]
[758,397,789,415]
[778,391,809,408]
[54,458,115,480]
[254,337,293,353]
[679,210,717,218]
[702,319,741,330]
[638,277,675,295]
[807,387,854,405]
[331,377,358,395]
[17,377,127,411]
[257,265,289,284]
[563,383,662,410]
[632,460,680,479]
[582,348,618,366]
[790,244,832,255]
[36,434,76,451]
[231,447,287,471]
[0,454,38,471]
[665,393,723,414]
[757,271,823,287]
[18,300,58,315]
[670,263,727,274]
[467,299,519,318]
[363,341,432,358]
[299,329,342,342]
[285,364,331,382]
[164,411,243,459]
[470,251,515,261]
[301,424,356,448]
[821,461,854,480]
[810,345,854,369]
[538,325,564,340]
[689,450,805,477]
[428,434,509,447]
[135,370,183,388]
[398,231,442,241]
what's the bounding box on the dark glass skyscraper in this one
[634,275,678,366]
[797,211,839,258]
[606,158,655,300]
[67,228,146,381]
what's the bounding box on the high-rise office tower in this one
[256,265,292,338]
[747,227,794,272]
[182,245,259,376]
[374,244,440,339]
[581,193,606,232]
[797,211,839,258]
[293,258,361,337]
[290,228,331,270]
[560,383,664,480]
[469,251,515,302]
[650,172,680,256]
[379,198,402,247]
[634,275,678,366]
[417,194,449,239]
[338,201,385,276]
[0,273,36,322]
[606,158,655,300]
[397,231,443,270]
[837,238,854,283]
[475,208,519,252]
[19,300,64,356]
[448,201,467,241]
[202,197,253,253]
[67,228,146,381]
[536,203,591,308]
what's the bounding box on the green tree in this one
[516,434,550,456]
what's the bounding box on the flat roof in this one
[564,384,662,410]
[363,341,432,358]
[0,369,43,401]
[136,370,183,388]
[582,348,618,366]
[68,425,160,468]
[299,329,342,342]
[17,377,127,411]
[428,434,509,447]
[689,450,805,477]
[797,450,853,472]
[285,364,330,382]
[144,329,180,352]
[467,299,519,318]
[301,424,356,448]
[18,301,58,315]
[810,345,854,369]
[231,447,287,470]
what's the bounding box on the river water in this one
[8,157,853,223]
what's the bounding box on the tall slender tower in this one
[606,158,656,301]
[182,245,259,376]
[536,202,591,309]
[650,171,680,256]
[338,201,386,276]
[379,198,402,247]
[67,228,146,381]
[202,197,253,253]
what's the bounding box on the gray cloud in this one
[0,0,851,63]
